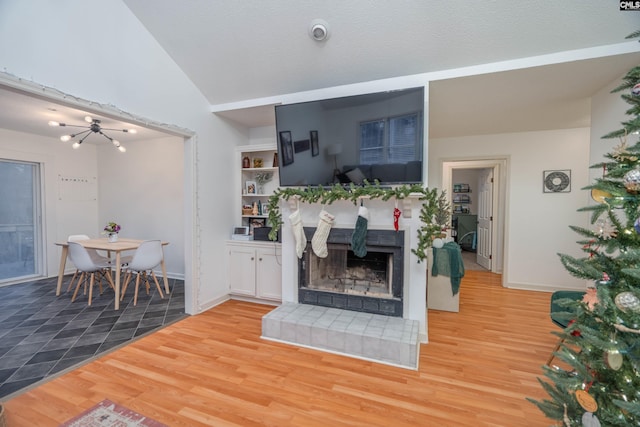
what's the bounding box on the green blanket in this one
[431,242,465,296]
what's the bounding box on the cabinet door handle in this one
[251,257,254,261]
[259,258,263,261]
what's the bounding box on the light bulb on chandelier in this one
[48,115,136,152]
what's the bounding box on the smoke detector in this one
[309,19,329,42]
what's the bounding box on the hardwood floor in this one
[2,270,556,426]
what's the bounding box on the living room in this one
[0,2,639,425]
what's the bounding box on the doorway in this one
[0,159,42,282]
[442,159,507,277]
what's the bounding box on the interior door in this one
[477,168,493,270]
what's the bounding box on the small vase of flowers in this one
[254,171,273,194]
[103,221,121,242]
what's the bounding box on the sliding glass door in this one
[0,159,42,282]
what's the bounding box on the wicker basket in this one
[242,208,253,215]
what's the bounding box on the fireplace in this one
[298,227,404,316]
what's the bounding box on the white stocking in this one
[312,210,335,258]
[289,209,307,259]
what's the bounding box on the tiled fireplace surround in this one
[262,197,427,369]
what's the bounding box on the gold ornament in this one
[590,188,612,204]
[575,389,598,413]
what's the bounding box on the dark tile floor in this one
[0,274,186,400]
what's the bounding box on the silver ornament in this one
[582,412,601,427]
[615,291,640,312]
[623,168,640,192]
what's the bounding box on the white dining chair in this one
[67,242,115,306]
[66,234,112,292]
[120,240,165,306]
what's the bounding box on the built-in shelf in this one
[242,167,278,172]
[238,144,279,237]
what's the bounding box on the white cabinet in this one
[237,144,279,236]
[227,242,282,302]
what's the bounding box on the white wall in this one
[429,128,591,291]
[0,128,99,278]
[97,136,184,277]
[590,76,629,181]
[0,0,243,312]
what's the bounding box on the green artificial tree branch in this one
[264,181,448,263]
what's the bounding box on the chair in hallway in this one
[67,241,115,306]
[120,240,165,306]
[546,290,585,366]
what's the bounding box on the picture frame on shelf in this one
[310,130,319,156]
[279,131,294,166]
[245,180,257,194]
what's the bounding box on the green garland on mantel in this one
[265,181,450,263]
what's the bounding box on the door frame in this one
[441,158,508,277]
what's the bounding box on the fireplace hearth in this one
[299,227,404,316]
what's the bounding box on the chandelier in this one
[48,115,136,152]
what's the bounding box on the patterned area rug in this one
[59,399,167,427]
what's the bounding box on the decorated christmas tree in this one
[530,30,640,426]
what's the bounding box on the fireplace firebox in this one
[298,227,404,316]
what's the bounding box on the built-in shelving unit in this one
[237,144,279,235]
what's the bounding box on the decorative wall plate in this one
[543,170,571,193]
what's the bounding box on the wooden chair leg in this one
[120,271,132,301]
[67,270,79,292]
[143,272,151,295]
[546,336,566,366]
[151,271,164,299]
[71,273,84,302]
[134,273,141,306]
[103,269,115,291]
[88,273,95,306]
[97,274,104,295]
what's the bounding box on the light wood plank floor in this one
[3,270,556,426]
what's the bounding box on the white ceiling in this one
[1,1,639,140]
[0,87,169,145]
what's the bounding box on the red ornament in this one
[568,319,581,337]
[393,207,401,231]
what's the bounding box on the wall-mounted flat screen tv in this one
[275,86,424,187]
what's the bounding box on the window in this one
[359,112,421,164]
[0,159,42,282]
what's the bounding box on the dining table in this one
[55,237,170,310]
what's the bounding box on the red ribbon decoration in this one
[393,207,401,231]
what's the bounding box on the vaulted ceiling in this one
[2,1,639,140]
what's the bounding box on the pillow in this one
[345,167,367,185]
